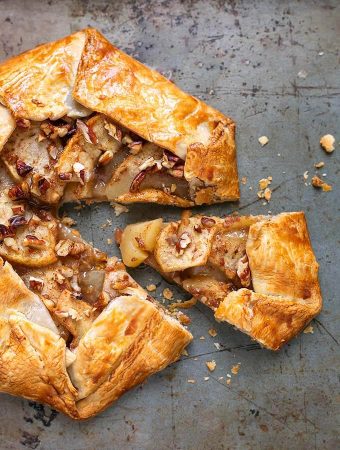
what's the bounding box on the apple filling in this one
[118,214,258,310]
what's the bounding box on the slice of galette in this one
[0,180,192,418]
[0,28,239,207]
[118,212,322,350]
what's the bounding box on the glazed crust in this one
[0,253,192,419]
[215,212,322,350]
[0,31,89,121]
[0,28,239,205]
[123,212,322,350]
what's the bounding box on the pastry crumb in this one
[297,69,308,79]
[206,360,216,372]
[303,324,314,334]
[107,238,113,245]
[163,288,173,300]
[303,171,309,180]
[320,134,335,153]
[208,328,217,337]
[263,188,272,201]
[258,177,272,202]
[204,376,210,381]
[311,176,332,192]
[181,349,189,357]
[169,297,197,310]
[241,176,247,185]
[226,379,231,385]
[176,311,191,325]
[110,202,129,216]
[200,336,205,340]
[259,178,271,190]
[214,342,222,350]
[146,284,157,292]
[100,219,112,229]
[187,379,196,384]
[231,363,241,375]
[258,136,269,146]
[61,216,76,227]
[314,161,325,168]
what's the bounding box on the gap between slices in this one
[118,211,322,351]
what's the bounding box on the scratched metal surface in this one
[0,0,339,449]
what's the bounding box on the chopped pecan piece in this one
[59,172,72,181]
[23,235,47,249]
[0,224,15,241]
[11,204,25,215]
[110,274,131,291]
[16,118,31,128]
[55,239,86,257]
[104,121,122,142]
[128,141,143,154]
[178,232,191,249]
[76,119,97,144]
[201,217,216,228]
[16,160,33,177]
[130,170,147,192]
[29,277,44,291]
[168,166,184,178]
[38,177,51,194]
[237,255,251,287]
[41,120,74,140]
[9,215,28,228]
[8,183,29,200]
[98,150,113,166]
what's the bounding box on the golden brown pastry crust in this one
[0,31,89,121]
[0,243,192,419]
[122,212,322,350]
[0,28,239,205]
[0,105,15,152]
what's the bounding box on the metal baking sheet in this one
[0,1,339,449]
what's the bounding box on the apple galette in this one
[119,212,322,350]
[0,28,239,207]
